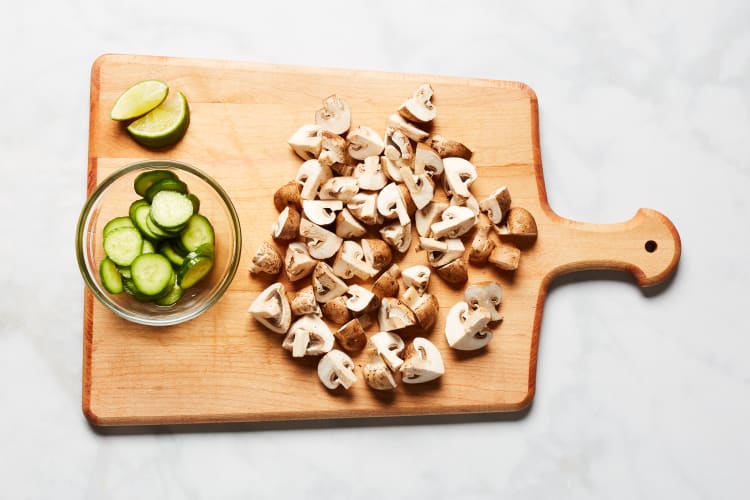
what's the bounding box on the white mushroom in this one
[363,353,398,390]
[248,283,292,334]
[302,200,343,226]
[318,131,348,170]
[387,113,429,142]
[469,220,495,264]
[415,202,448,237]
[354,156,387,191]
[401,265,431,295]
[380,221,412,253]
[465,282,503,323]
[381,155,403,183]
[272,206,301,241]
[377,182,410,226]
[384,128,415,169]
[248,241,282,275]
[442,157,478,202]
[346,192,380,226]
[450,192,480,216]
[283,314,335,357]
[479,186,511,225]
[347,126,385,160]
[444,301,493,351]
[378,297,417,332]
[284,242,317,282]
[295,159,332,200]
[312,262,348,303]
[299,219,343,259]
[400,167,434,210]
[318,176,359,202]
[290,285,320,317]
[418,237,448,252]
[415,143,444,177]
[335,208,367,238]
[288,124,322,160]
[361,238,392,272]
[400,337,444,384]
[332,240,378,280]
[399,286,439,331]
[318,350,357,390]
[426,238,464,267]
[315,95,351,135]
[398,83,436,123]
[368,331,405,371]
[430,205,477,239]
[345,284,376,313]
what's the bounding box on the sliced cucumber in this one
[128,198,150,221]
[141,239,156,254]
[179,214,215,253]
[160,241,185,267]
[145,212,174,239]
[145,178,188,203]
[103,227,143,266]
[178,253,214,289]
[134,169,178,197]
[100,257,124,294]
[118,266,132,279]
[131,253,175,296]
[130,203,162,241]
[150,190,194,229]
[187,193,200,213]
[155,282,184,306]
[103,216,135,238]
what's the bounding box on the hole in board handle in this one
[645,240,657,253]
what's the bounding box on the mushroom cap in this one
[335,208,367,239]
[368,331,406,371]
[335,318,367,352]
[371,264,401,299]
[354,156,387,191]
[398,83,437,124]
[479,186,511,225]
[505,207,538,238]
[296,159,332,200]
[248,283,292,334]
[426,134,472,160]
[361,238,392,272]
[488,243,521,271]
[345,284,376,313]
[387,113,429,142]
[415,143,444,178]
[377,182,410,226]
[284,242,317,282]
[347,126,385,160]
[401,287,439,331]
[380,221,412,253]
[303,199,343,226]
[442,157,478,201]
[321,296,352,325]
[299,219,343,260]
[346,192,380,226]
[290,285,319,317]
[318,131,348,169]
[312,261,348,303]
[318,176,359,202]
[378,297,417,332]
[315,95,351,135]
[436,257,468,286]
[430,205,476,239]
[248,241,282,275]
[416,202,448,237]
[273,181,303,212]
[318,350,357,390]
[469,221,495,264]
[401,265,431,294]
[363,353,398,390]
[427,238,464,267]
[272,206,301,241]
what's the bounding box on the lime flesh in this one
[126,91,190,149]
[110,80,169,121]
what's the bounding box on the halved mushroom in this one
[347,126,385,160]
[401,265,431,295]
[303,200,343,226]
[371,264,401,299]
[488,243,521,271]
[387,113,429,142]
[317,350,357,390]
[427,238,464,267]
[400,337,445,384]
[496,207,538,241]
[299,219,343,259]
[318,176,359,202]
[444,301,493,351]
[363,352,398,390]
[288,124,322,161]
[290,285,319,317]
[384,128,415,169]
[335,208,367,238]
[377,182,410,226]
[415,143,444,178]
[426,134,472,160]
[400,167,434,210]
[318,131,348,170]
[435,257,468,286]
[295,159,332,200]
[345,285,376,314]
[380,221,412,253]
[479,186,511,225]
[248,283,292,334]
[354,156,387,191]
[368,331,406,371]
[283,314,335,357]
[450,192,480,216]
[332,240,378,280]
[321,296,352,325]
[361,238,392,273]
[335,318,367,352]
[465,282,503,323]
[400,286,439,331]
[415,201,448,237]
[272,206,301,241]
[273,181,303,212]
[398,83,436,123]
[346,192,380,226]
[315,95,351,135]
[248,241,282,275]
[285,242,317,282]
[469,220,495,264]
[381,155,403,183]
[378,297,417,332]
[430,205,476,239]
[442,157,478,202]
[312,261,348,303]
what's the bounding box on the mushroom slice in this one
[303,200,343,226]
[346,192,380,226]
[319,176,359,202]
[378,297,417,333]
[318,350,357,390]
[488,243,521,271]
[299,219,343,259]
[315,94,351,135]
[496,207,538,240]
[295,159,332,200]
[335,318,367,352]
[318,131,348,170]
[427,238,464,267]
[479,186,511,225]
[465,282,503,323]
[290,285,319,317]
[400,286,439,331]
[380,221,412,253]
[347,126,385,160]
[321,296,352,325]
[469,220,495,264]
[335,208,367,238]
[274,181,303,212]
[430,205,477,239]
[371,264,401,299]
[444,301,493,351]
[312,261,348,303]
[426,134,472,160]
[400,337,444,384]
[288,124,322,161]
[401,265,431,295]
[381,155,403,183]
[361,238,392,273]
[248,241,282,275]
[377,183,410,226]
[398,83,436,123]
[354,156,387,191]
[285,242,317,282]
[450,192,481,217]
[415,143,444,177]
[368,331,406,371]
[248,283,292,334]
[384,127,415,169]
[418,237,448,252]
[272,206,300,241]
[442,157,477,202]
[436,257,468,286]
[415,201,448,237]
[387,113,429,142]
[283,314,335,357]
[332,240,378,280]
[345,284,376,313]
[400,167,434,210]
[363,353,398,390]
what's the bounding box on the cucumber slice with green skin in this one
[130,203,162,241]
[160,241,186,267]
[131,253,175,296]
[145,211,175,239]
[141,239,156,254]
[103,227,143,266]
[128,199,150,221]
[150,190,194,229]
[118,266,132,279]
[148,211,186,234]
[100,257,124,294]
[103,216,135,238]
[179,214,215,253]
[145,178,188,203]
[134,169,178,197]
[123,277,174,303]
[155,282,184,306]
[178,254,214,289]
[187,193,200,213]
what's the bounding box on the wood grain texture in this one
[83,54,681,426]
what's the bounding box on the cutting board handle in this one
[546,208,681,287]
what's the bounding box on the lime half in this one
[126,91,190,149]
[110,80,169,121]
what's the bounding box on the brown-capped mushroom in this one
[368,331,406,371]
[442,157,477,203]
[465,282,503,323]
[318,176,359,202]
[335,208,367,238]
[415,143,444,178]
[415,201,448,237]
[354,156,387,191]
[401,265,431,295]
[400,167,434,210]
[299,219,343,260]
[284,242,317,282]
[248,283,292,334]
[332,240,378,280]
[318,130,348,170]
[497,207,538,240]
[312,262,348,303]
[400,337,445,384]
[380,221,412,253]
[290,285,319,317]
[426,134,472,160]
[248,241,282,275]
[346,192,380,226]
[488,243,521,271]
[377,182,411,226]
[398,83,436,123]
[435,257,468,286]
[400,286,439,331]
[295,159,332,200]
[282,314,335,357]
[335,318,367,352]
[479,186,511,225]
[469,220,495,264]
[321,296,352,325]
[430,205,476,239]
[371,264,401,299]
[303,200,343,226]
[444,301,492,350]
[363,352,398,390]
[361,238,392,273]
[378,297,417,332]
[317,350,357,390]
[387,113,429,142]
[426,238,464,267]
[273,181,303,212]
[272,206,300,241]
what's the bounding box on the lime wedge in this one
[110,80,169,121]
[126,91,190,149]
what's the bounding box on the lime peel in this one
[110,80,169,121]
[126,91,190,149]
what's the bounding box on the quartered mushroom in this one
[273,181,303,212]
[347,126,385,160]
[436,257,468,286]
[496,207,538,240]
[415,143,444,178]
[380,221,412,253]
[488,243,521,271]
[299,219,343,259]
[283,314,335,357]
[346,192,380,225]
[317,350,358,390]
[426,134,472,160]
[444,301,493,351]
[345,284,376,314]
[361,238,392,273]
[377,182,411,226]
[430,205,477,239]
[387,113,429,142]
[332,240,378,280]
[415,201,449,237]
[450,191,480,216]
[426,238,464,267]
[384,128,415,169]
[295,159,332,200]
[368,331,406,371]
[335,208,367,238]
[400,337,445,384]
[248,283,292,334]
[318,176,359,202]
[284,242,317,282]
[398,83,436,123]
[400,167,434,210]
[378,297,417,332]
[335,318,368,352]
[371,264,401,299]
[288,124,322,161]
[401,265,431,295]
[312,261,348,303]
[272,206,301,241]
[442,157,477,202]
[290,285,320,317]
[465,282,503,322]
[248,241,282,275]
[321,296,352,325]
[479,186,511,225]
[400,286,439,331]
[315,95,351,135]
[381,155,404,183]
[354,156,387,191]
[318,131,348,170]
[469,220,495,264]
[363,352,398,391]
[303,200,343,226]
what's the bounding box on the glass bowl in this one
[76,160,242,326]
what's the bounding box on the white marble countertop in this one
[2,0,748,497]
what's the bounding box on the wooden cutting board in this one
[83,54,681,426]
